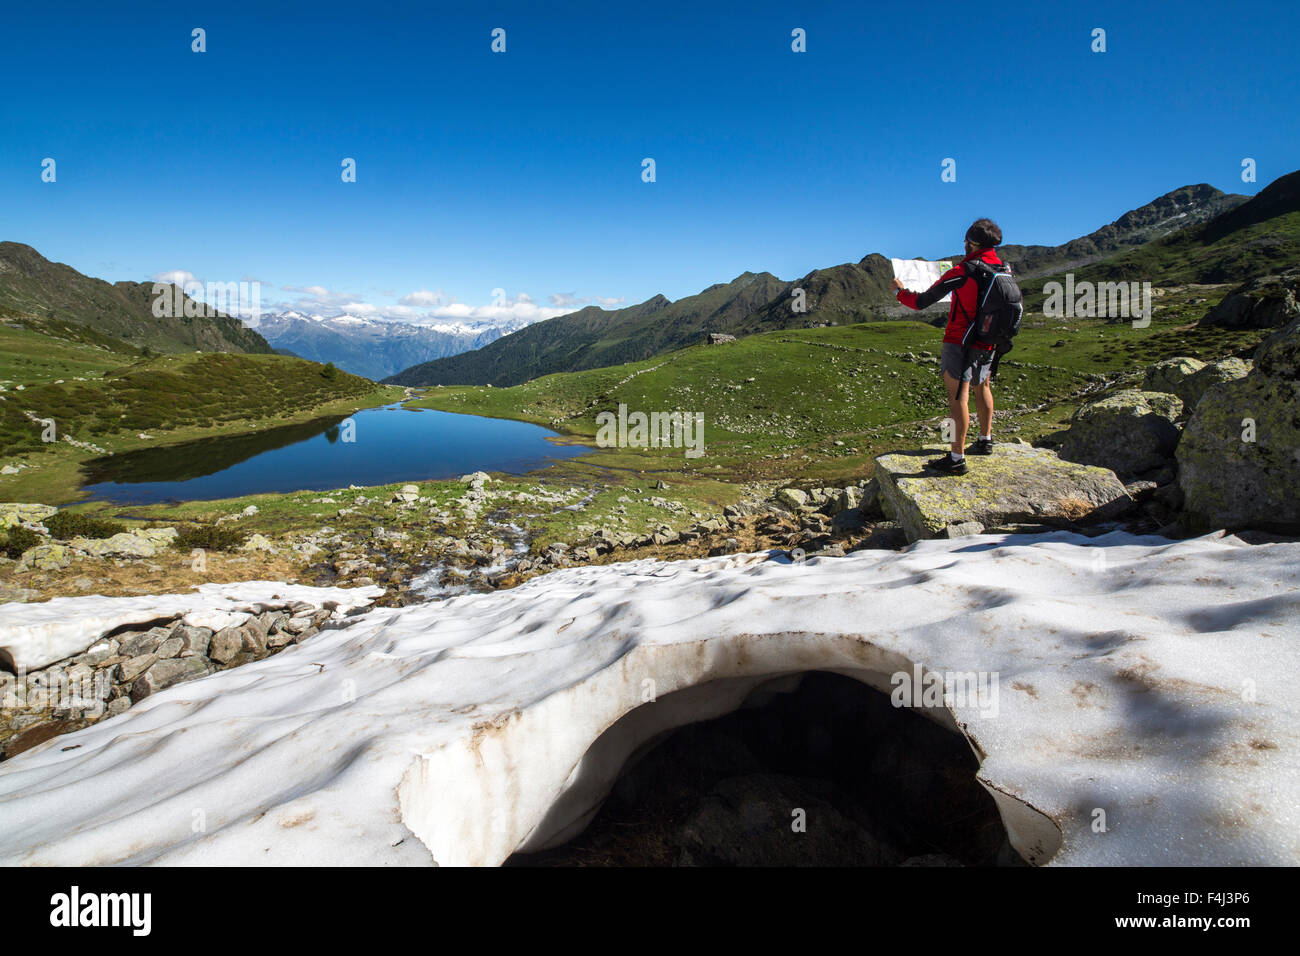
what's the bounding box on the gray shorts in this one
[940,343,994,384]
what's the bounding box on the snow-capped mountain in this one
[245,311,521,381]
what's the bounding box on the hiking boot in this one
[967,437,994,456]
[926,453,968,476]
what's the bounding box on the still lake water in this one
[80,404,591,504]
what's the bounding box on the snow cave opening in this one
[507,670,1031,866]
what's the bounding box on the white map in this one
[891,258,954,303]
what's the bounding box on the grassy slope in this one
[406,289,1268,488]
[0,318,142,385]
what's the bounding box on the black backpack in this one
[961,259,1023,353]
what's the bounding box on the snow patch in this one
[0,532,1296,867]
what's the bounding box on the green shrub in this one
[44,511,126,540]
[2,525,43,559]
[173,523,247,552]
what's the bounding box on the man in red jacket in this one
[891,218,1003,476]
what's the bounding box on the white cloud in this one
[240,280,623,329]
[398,288,445,307]
[151,269,199,286]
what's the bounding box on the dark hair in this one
[965,218,1002,248]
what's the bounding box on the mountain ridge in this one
[386,179,1262,388]
[0,243,273,355]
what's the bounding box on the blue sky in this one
[3,0,1297,325]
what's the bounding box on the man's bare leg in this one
[945,371,971,455]
[973,380,993,440]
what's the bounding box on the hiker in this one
[891,218,1020,476]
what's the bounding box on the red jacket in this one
[895,247,1002,349]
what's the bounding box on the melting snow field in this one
[0,531,1296,866]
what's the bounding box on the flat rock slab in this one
[874,444,1132,542]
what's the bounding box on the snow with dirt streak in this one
[0,531,1296,866]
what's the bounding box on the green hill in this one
[0,351,378,459]
[0,242,274,355]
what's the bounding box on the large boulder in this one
[1178,318,1300,533]
[1142,357,1205,401]
[1059,390,1184,476]
[73,528,177,559]
[1200,272,1300,330]
[17,543,70,571]
[872,444,1132,542]
[1181,357,1253,409]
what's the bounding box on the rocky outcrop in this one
[1142,357,1205,401]
[0,503,56,531]
[1178,317,1300,533]
[1059,390,1183,476]
[1180,357,1253,408]
[67,528,178,560]
[873,444,1132,541]
[1200,271,1300,329]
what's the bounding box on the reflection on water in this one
[80,403,590,504]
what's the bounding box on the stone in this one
[208,626,244,664]
[155,637,184,659]
[18,543,71,571]
[131,657,213,702]
[118,626,170,658]
[240,533,276,552]
[238,620,268,655]
[106,697,131,717]
[73,529,177,559]
[1181,357,1253,409]
[0,503,56,530]
[1142,357,1206,400]
[833,486,861,514]
[1178,318,1300,534]
[705,333,736,345]
[173,625,212,657]
[873,444,1132,542]
[116,654,158,683]
[775,488,808,510]
[242,505,259,516]
[1059,390,1183,476]
[858,478,883,518]
[1200,272,1300,330]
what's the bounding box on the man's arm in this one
[893,266,968,310]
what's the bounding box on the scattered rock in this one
[1142,357,1206,400]
[1200,272,1300,330]
[1059,390,1183,476]
[1180,357,1253,409]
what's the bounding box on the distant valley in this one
[245,311,527,381]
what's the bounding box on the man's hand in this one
[891,277,905,292]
